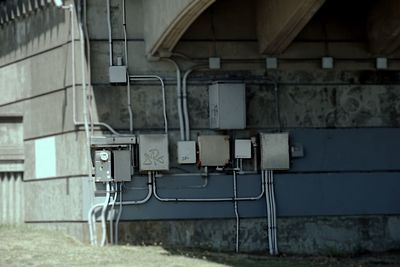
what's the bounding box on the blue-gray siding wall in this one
[119,128,400,221]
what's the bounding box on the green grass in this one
[0,225,398,267]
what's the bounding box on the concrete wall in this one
[1,0,400,255]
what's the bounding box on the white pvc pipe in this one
[115,183,123,244]
[271,171,278,255]
[265,170,273,255]
[106,0,113,66]
[98,183,111,247]
[129,75,168,134]
[181,65,208,141]
[164,59,184,140]
[152,172,265,202]
[233,171,240,253]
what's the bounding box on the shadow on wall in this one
[0,0,66,60]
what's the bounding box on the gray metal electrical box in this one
[113,150,132,181]
[139,134,169,172]
[198,135,230,166]
[95,150,112,182]
[209,82,246,129]
[260,133,290,170]
[109,66,127,83]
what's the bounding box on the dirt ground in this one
[0,226,399,267]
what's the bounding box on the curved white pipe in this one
[233,171,240,253]
[182,65,208,141]
[153,172,264,202]
[130,75,168,134]
[164,58,184,140]
[271,171,278,255]
[106,0,113,66]
[100,183,111,247]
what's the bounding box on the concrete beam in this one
[256,0,325,55]
[143,0,215,58]
[367,0,400,56]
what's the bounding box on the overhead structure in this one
[143,0,216,58]
[256,0,325,55]
[367,0,400,56]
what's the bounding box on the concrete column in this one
[256,0,325,55]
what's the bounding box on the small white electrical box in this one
[177,141,196,164]
[209,57,221,69]
[266,57,278,69]
[260,132,289,170]
[376,57,388,69]
[235,139,252,159]
[198,135,230,166]
[322,57,334,69]
[109,65,127,83]
[209,82,246,129]
[139,134,169,171]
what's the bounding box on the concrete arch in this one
[143,0,216,58]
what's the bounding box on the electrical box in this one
[139,134,169,172]
[209,57,221,69]
[209,82,246,129]
[198,135,230,166]
[260,133,289,170]
[95,150,112,182]
[113,150,132,181]
[177,141,196,164]
[109,66,127,83]
[235,139,252,159]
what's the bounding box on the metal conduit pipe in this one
[65,3,120,136]
[152,172,265,202]
[109,186,118,245]
[233,171,240,253]
[87,176,153,246]
[106,0,113,66]
[129,75,168,134]
[100,183,112,247]
[114,183,123,244]
[182,65,207,141]
[265,170,273,255]
[121,0,133,133]
[164,58,184,140]
[271,171,279,255]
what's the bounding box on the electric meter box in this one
[95,150,112,182]
[209,82,246,129]
[198,135,230,166]
[260,132,290,170]
[139,134,169,172]
[113,150,132,181]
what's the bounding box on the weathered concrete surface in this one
[24,131,88,180]
[367,0,400,55]
[118,216,400,255]
[143,0,216,57]
[256,0,325,55]
[24,177,87,222]
[0,173,24,224]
